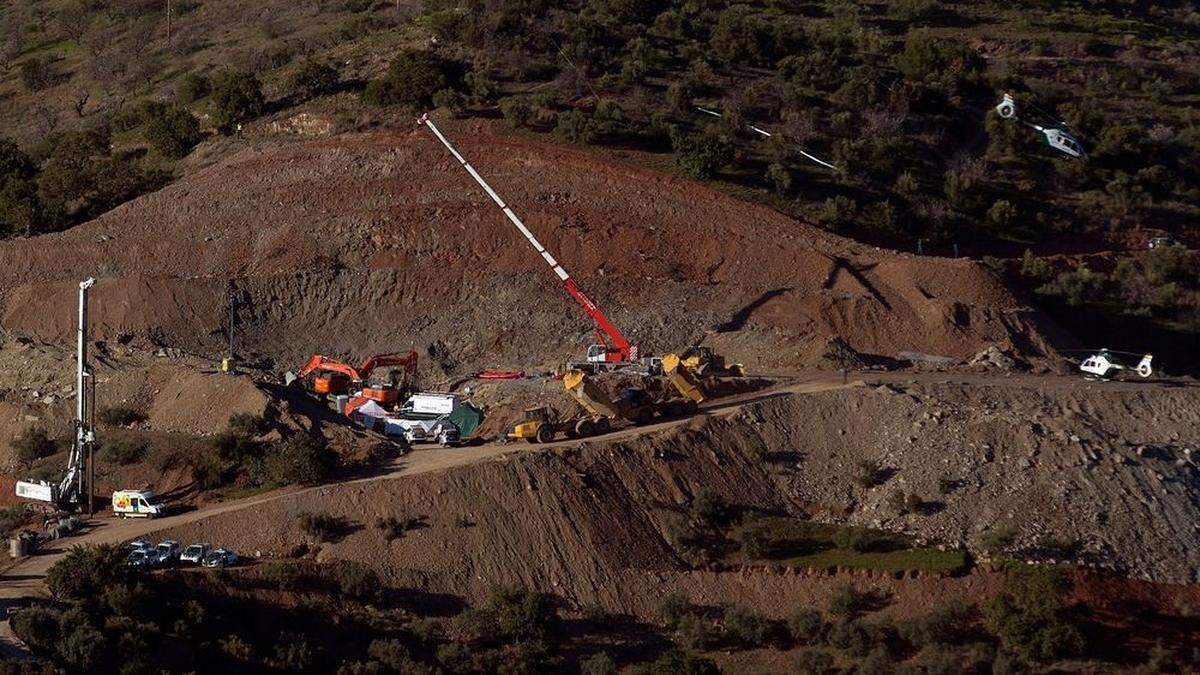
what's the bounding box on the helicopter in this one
[1077,349,1153,380]
[995,93,1086,160]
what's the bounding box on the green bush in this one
[896,29,983,91]
[670,128,733,180]
[659,590,692,629]
[179,73,211,103]
[788,607,825,645]
[98,406,146,427]
[828,582,870,617]
[19,58,56,91]
[482,586,559,644]
[689,487,732,527]
[724,604,772,646]
[11,607,61,653]
[189,450,223,489]
[212,430,260,463]
[12,426,57,464]
[298,511,343,543]
[261,561,301,590]
[228,412,269,437]
[335,563,379,601]
[209,70,265,134]
[100,439,145,465]
[581,651,617,675]
[144,104,202,159]
[855,460,885,488]
[629,649,719,675]
[46,544,127,602]
[363,50,460,108]
[499,96,534,128]
[793,648,834,675]
[984,566,1085,662]
[264,435,338,486]
[897,602,971,648]
[290,60,340,100]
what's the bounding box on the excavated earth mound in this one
[0,121,1063,375]
[153,376,1200,617]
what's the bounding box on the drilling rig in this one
[15,277,97,514]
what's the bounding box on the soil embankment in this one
[0,123,1062,375]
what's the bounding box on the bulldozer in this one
[679,346,744,377]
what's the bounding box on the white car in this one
[156,540,181,566]
[180,543,211,566]
[201,549,238,568]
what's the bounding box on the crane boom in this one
[419,114,636,364]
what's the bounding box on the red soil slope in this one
[0,121,1062,372]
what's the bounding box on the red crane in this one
[419,114,637,366]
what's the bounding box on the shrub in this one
[435,642,472,673]
[670,128,733,180]
[46,544,127,602]
[12,426,57,464]
[629,649,719,675]
[298,511,342,543]
[793,648,834,675]
[897,602,971,648]
[828,582,870,617]
[0,175,43,236]
[290,60,339,100]
[228,412,269,437]
[99,406,146,427]
[1037,265,1106,306]
[144,104,202,159]
[209,70,265,134]
[190,450,223,489]
[264,435,338,486]
[659,590,692,629]
[689,488,731,527]
[212,430,259,463]
[725,604,772,646]
[375,515,422,541]
[816,195,858,232]
[261,561,301,590]
[896,29,983,91]
[855,460,885,488]
[674,612,718,650]
[100,439,145,465]
[788,607,825,645]
[581,652,617,675]
[335,563,380,601]
[58,622,106,670]
[19,58,56,91]
[499,96,534,128]
[984,566,1085,662]
[826,618,873,657]
[483,586,559,644]
[363,50,460,108]
[179,73,211,103]
[11,606,61,652]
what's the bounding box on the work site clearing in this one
[0,119,1197,673]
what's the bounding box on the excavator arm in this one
[358,350,419,383]
[298,354,362,381]
[419,114,636,364]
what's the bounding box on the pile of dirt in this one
[0,122,1065,377]
[151,375,1200,622]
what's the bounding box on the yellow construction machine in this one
[679,346,745,377]
[507,406,612,444]
[661,353,707,404]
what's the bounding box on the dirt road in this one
[0,378,855,603]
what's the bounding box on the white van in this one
[112,490,164,519]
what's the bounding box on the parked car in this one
[201,549,238,569]
[1149,236,1180,250]
[126,549,153,569]
[156,540,181,566]
[180,543,211,566]
[126,539,154,554]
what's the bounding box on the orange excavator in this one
[296,350,418,405]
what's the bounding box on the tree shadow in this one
[713,288,792,333]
